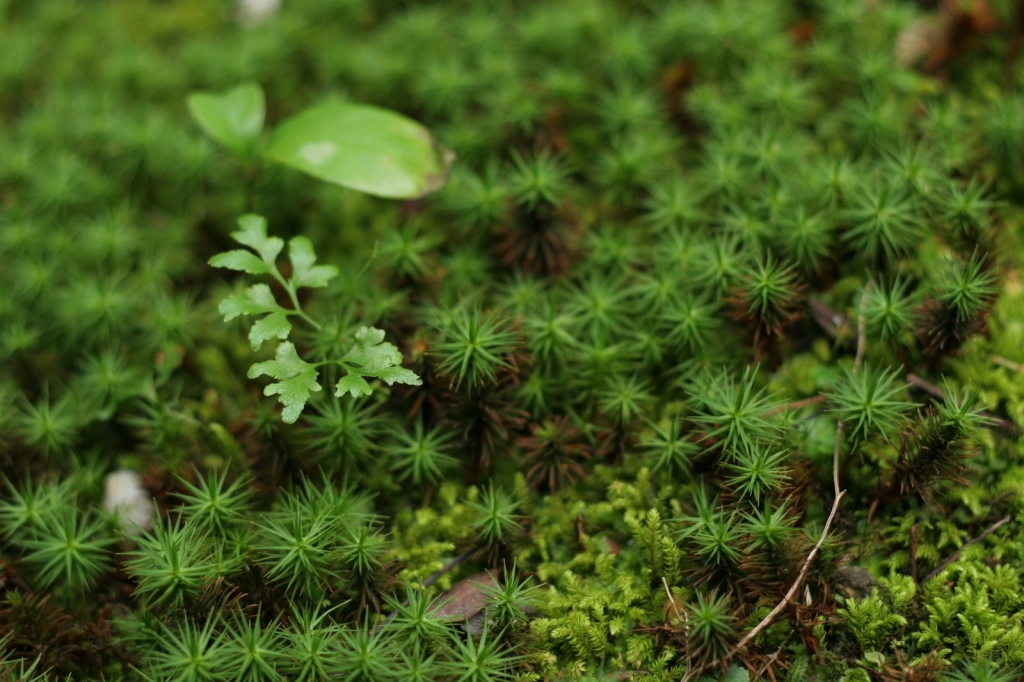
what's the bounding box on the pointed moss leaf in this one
[288,236,339,289]
[248,342,320,423]
[218,284,284,322]
[187,82,265,159]
[265,99,454,199]
[334,373,373,398]
[208,249,272,275]
[248,311,292,350]
[231,214,283,264]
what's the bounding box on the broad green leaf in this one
[335,373,373,399]
[218,284,283,322]
[248,311,292,349]
[208,249,272,275]
[248,342,320,423]
[231,214,283,264]
[288,237,338,289]
[187,82,265,159]
[265,99,454,199]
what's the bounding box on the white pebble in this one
[103,470,154,533]
[237,0,282,26]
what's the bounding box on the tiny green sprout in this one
[691,510,745,566]
[257,497,341,596]
[209,214,338,346]
[828,364,915,442]
[688,366,784,455]
[338,523,387,578]
[641,418,697,477]
[741,500,796,549]
[124,513,226,608]
[187,83,265,162]
[336,621,395,682]
[936,381,993,439]
[938,178,996,238]
[221,613,285,682]
[775,205,836,273]
[20,506,114,591]
[173,468,252,536]
[865,276,916,344]
[281,602,346,681]
[482,562,542,627]
[844,179,923,263]
[144,617,230,682]
[688,591,736,661]
[507,148,570,212]
[391,420,458,486]
[642,173,706,233]
[471,483,522,548]
[661,293,721,353]
[378,222,444,282]
[434,306,517,390]
[15,389,80,455]
[724,444,790,501]
[0,476,72,540]
[384,587,450,645]
[598,374,653,427]
[936,252,998,322]
[442,624,524,682]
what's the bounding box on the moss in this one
[4,0,1024,679]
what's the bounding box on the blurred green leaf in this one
[265,99,453,199]
[187,83,265,159]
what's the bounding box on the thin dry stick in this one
[853,283,872,377]
[663,576,683,621]
[992,355,1024,373]
[922,515,1012,583]
[732,423,846,654]
[663,577,696,679]
[755,646,784,680]
[727,275,868,659]
[766,395,828,416]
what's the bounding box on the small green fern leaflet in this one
[210,214,421,422]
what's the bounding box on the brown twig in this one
[663,576,683,621]
[906,373,944,400]
[922,515,1012,583]
[992,355,1024,373]
[766,395,828,416]
[728,289,864,657]
[853,283,872,377]
[732,423,846,654]
[664,576,694,682]
[755,647,784,680]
